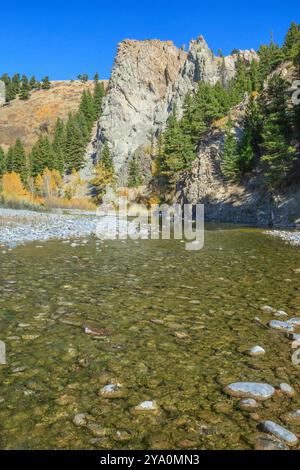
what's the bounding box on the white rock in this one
[261,305,274,313]
[288,318,300,326]
[225,382,275,400]
[286,332,300,341]
[274,310,288,317]
[268,320,294,332]
[134,400,159,412]
[279,383,295,397]
[101,383,121,396]
[239,398,259,409]
[261,420,298,446]
[249,346,265,356]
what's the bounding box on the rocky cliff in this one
[94,36,257,183]
[175,95,300,227]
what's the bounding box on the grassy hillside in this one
[0,80,107,152]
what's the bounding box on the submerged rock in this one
[260,420,298,446]
[248,346,265,356]
[134,400,159,412]
[255,436,288,450]
[238,398,259,410]
[100,383,123,398]
[224,382,275,400]
[279,383,295,397]
[261,305,274,313]
[287,318,300,326]
[274,310,288,317]
[286,332,300,341]
[268,320,294,332]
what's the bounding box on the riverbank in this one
[0,207,99,249]
[265,230,300,246]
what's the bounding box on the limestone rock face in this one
[168,37,257,116]
[0,80,5,107]
[94,36,258,183]
[96,39,187,182]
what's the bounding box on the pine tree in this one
[30,135,55,177]
[41,76,51,90]
[0,146,6,175]
[52,119,66,173]
[93,79,105,119]
[258,41,284,83]
[261,117,296,188]
[128,158,142,187]
[79,90,95,130]
[64,115,86,173]
[160,109,195,186]
[19,75,30,100]
[102,142,113,171]
[282,22,300,61]
[6,139,28,181]
[29,75,37,89]
[260,75,296,188]
[221,123,241,180]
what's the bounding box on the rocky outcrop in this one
[0,80,5,107]
[175,124,300,227]
[94,36,257,183]
[95,39,187,182]
[167,36,257,117]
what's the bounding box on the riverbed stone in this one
[248,346,265,356]
[274,310,288,317]
[134,400,159,412]
[100,383,123,398]
[287,318,300,326]
[279,383,295,397]
[260,420,298,446]
[224,382,275,400]
[286,332,300,341]
[268,320,294,332]
[255,436,288,450]
[238,398,259,410]
[261,305,274,313]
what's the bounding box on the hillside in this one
[0,80,107,152]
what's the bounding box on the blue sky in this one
[1,0,299,80]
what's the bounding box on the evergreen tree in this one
[260,75,296,187]
[79,90,95,130]
[160,109,195,186]
[128,158,142,187]
[261,117,296,188]
[102,142,113,171]
[52,118,66,173]
[229,56,252,105]
[64,115,86,173]
[93,79,105,119]
[41,76,51,90]
[29,75,37,89]
[19,75,30,100]
[6,139,28,181]
[30,135,55,177]
[282,22,300,61]
[221,123,241,180]
[0,146,6,175]
[258,41,284,83]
